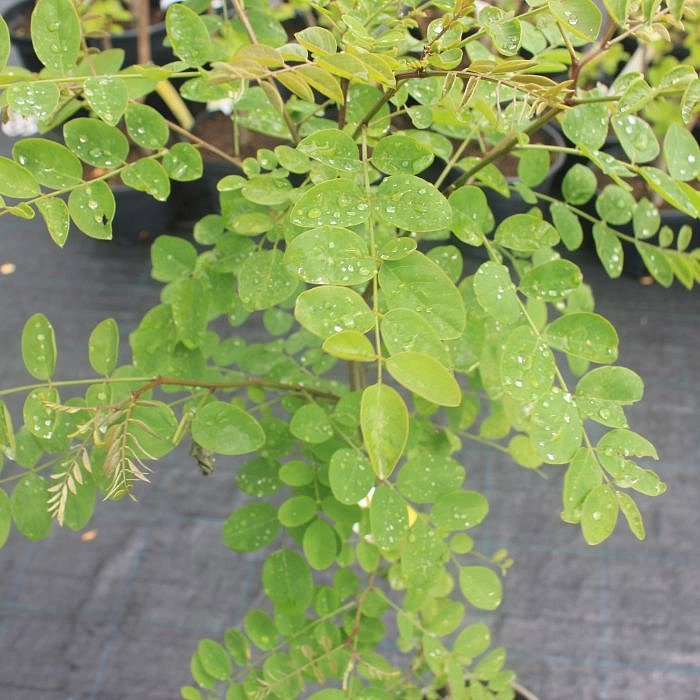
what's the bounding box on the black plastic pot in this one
[3,0,173,73]
[85,21,174,69]
[3,0,43,73]
[108,185,176,245]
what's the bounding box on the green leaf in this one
[224,627,250,665]
[561,164,597,205]
[295,26,337,54]
[494,214,559,252]
[163,143,204,181]
[639,167,698,218]
[0,489,10,549]
[516,147,549,188]
[289,404,334,444]
[36,199,70,247]
[31,0,81,73]
[596,185,635,226]
[278,495,317,527]
[616,491,645,541]
[501,325,556,402]
[635,243,673,287]
[487,17,521,55]
[151,236,197,282]
[24,387,59,439]
[581,484,618,545]
[7,82,60,121]
[238,249,297,312]
[381,309,451,367]
[262,654,302,700]
[663,123,699,181]
[374,175,451,232]
[262,549,313,613]
[370,485,409,550]
[244,609,278,650]
[561,448,601,524]
[129,402,177,460]
[197,639,231,681]
[329,448,375,505]
[274,145,310,174]
[22,313,56,381]
[509,434,543,468]
[222,502,279,552]
[633,198,660,240]
[0,157,40,199]
[190,653,216,690]
[295,286,373,339]
[125,103,170,149]
[454,623,490,663]
[62,476,96,532]
[562,97,609,151]
[544,312,618,363]
[191,401,265,455]
[11,474,52,541]
[323,331,375,362]
[520,259,583,301]
[284,226,376,286]
[121,159,171,201]
[303,519,337,570]
[550,202,583,251]
[13,139,82,189]
[67,181,115,240]
[372,134,434,175]
[290,180,369,228]
[397,451,464,503]
[0,401,16,460]
[297,129,359,172]
[531,388,583,463]
[473,262,522,324]
[449,186,494,245]
[236,458,281,497]
[171,277,208,348]
[380,252,465,340]
[592,223,623,279]
[611,114,659,164]
[0,15,9,70]
[84,77,128,126]
[576,366,643,404]
[459,566,502,611]
[361,383,408,480]
[549,0,602,41]
[63,118,129,168]
[432,490,488,531]
[278,461,313,487]
[166,3,212,66]
[386,352,461,407]
[402,520,448,589]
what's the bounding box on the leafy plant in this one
[0,0,698,698]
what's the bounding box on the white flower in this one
[1,109,39,137]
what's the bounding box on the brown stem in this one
[166,119,244,168]
[351,87,396,139]
[132,375,340,402]
[135,0,151,65]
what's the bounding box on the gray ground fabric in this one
[1,136,700,700]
